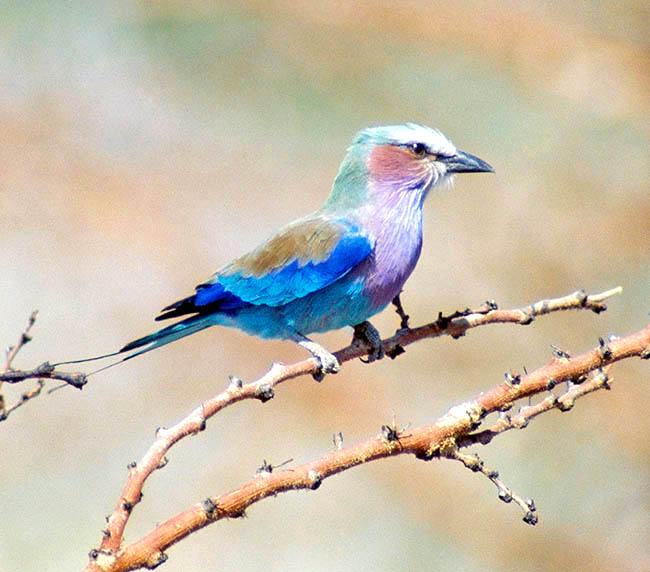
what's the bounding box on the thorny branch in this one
[73,287,650,572]
[2,289,645,571]
[1,288,619,421]
[85,323,650,571]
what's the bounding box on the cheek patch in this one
[367,145,427,185]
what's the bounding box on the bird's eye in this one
[409,142,428,157]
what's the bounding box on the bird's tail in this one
[52,315,213,374]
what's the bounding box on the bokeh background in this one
[2,2,648,571]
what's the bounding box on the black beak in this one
[441,149,494,174]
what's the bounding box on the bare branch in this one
[81,303,648,571]
[1,311,55,421]
[0,362,87,389]
[378,287,622,358]
[84,287,622,563]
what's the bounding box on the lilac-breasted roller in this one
[63,124,493,378]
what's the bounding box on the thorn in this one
[598,337,612,361]
[504,372,521,386]
[483,300,498,312]
[308,469,322,490]
[577,290,588,306]
[203,498,218,518]
[381,424,400,442]
[598,369,611,390]
[381,413,409,443]
[523,511,539,525]
[228,375,243,390]
[465,454,483,472]
[519,311,535,325]
[573,373,588,385]
[256,459,273,474]
[515,415,530,429]
[256,458,293,475]
[148,551,168,569]
[386,344,406,359]
[255,383,274,402]
[498,489,513,503]
[435,311,449,330]
[415,449,438,461]
[551,345,571,361]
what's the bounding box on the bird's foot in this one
[312,351,341,382]
[296,337,340,382]
[352,321,385,363]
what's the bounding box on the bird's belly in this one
[284,245,420,335]
[282,275,379,334]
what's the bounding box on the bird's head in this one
[325,123,493,210]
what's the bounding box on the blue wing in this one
[156,217,373,320]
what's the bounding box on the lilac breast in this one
[357,186,425,310]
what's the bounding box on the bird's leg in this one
[352,321,385,363]
[392,293,410,330]
[295,335,340,382]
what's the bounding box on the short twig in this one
[443,448,537,525]
[2,379,45,420]
[3,310,38,372]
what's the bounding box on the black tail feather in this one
[155,294,198,321]
[54,314,213,371]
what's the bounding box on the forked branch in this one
[76,287,650,572]
[86,322,649,571]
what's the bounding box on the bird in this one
[59,124,493,379]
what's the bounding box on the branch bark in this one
[74,287,650,572]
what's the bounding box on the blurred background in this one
[1,2,648,571]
